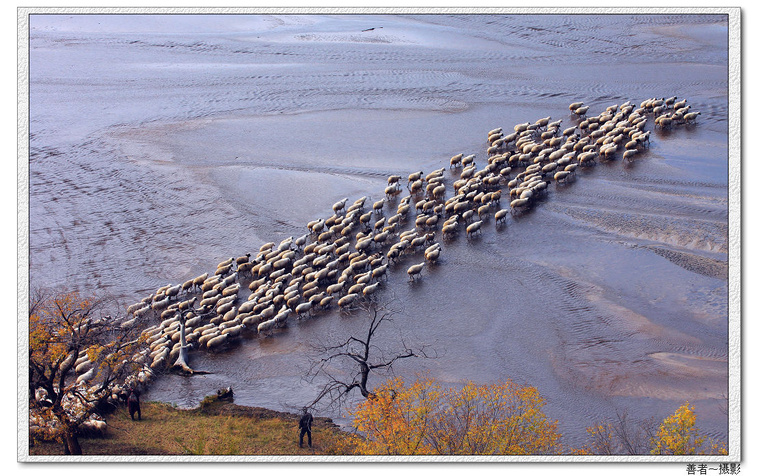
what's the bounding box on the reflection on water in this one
[28,13,730,447]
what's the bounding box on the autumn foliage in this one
[572,401,728,456]
[29,289,146,454]
[650,402,727,455]
[348,375,561,455]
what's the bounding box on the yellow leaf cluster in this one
[651,402,711,455]
[29,291,91,371]
[349,376,561,455]
[29,290,143,446]
[573,402,728,456]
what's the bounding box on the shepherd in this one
[298,408,313,448]
[127,389,141,421]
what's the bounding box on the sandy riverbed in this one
[27,12,731,448]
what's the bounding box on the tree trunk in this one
[172,313,194,374]
[64,432,82,455]
[358,362,371,398]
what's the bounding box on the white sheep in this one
[332,198,349,214]
[348,196,367,213]
[369,263,387,281]
[220,325,243,339]
[326,281,345,296]
[338,293,360,309]
[408,171,423,183]
[222,306,238,322]
[385,182,403,198]
[493,207,508,226]
[151,296,170,313]
[442,222,458,239]
[424,247,441,263]
[578,151,597,166]
[217,256,235,269]
[569,101,584,112]
[256,318,276,333]
[76,366,97,384]
[200,276,222,293]
[348,282,366,296]
[542,163,558,175]
[422,214,438,229]
[222,282,240,296]
[373,198,386,214]
[461,154,476,168]
[215,263,233,276]
[307,219,325,234]
[465,220,483,238]
[534,116,551,129]
[127,302,148,315]
[510,197,530,211]
[363,282,381,297]
[409,179,424,195]
[513,122,530,133]
[554,170,572,183]
[477,203,491,220]
[197,331,220,348]
[295,302,312,318]
[79,419,108,438]
[657,113,675,128]
[426,168,445,182]
[407,262,425,281]
[242,314,263,329]
[206,333,229,350]
[295,234,308,249]
[238,261,255,277]
[683,111,701,123]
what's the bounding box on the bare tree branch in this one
[302,299,435,413]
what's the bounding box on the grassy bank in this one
[29,396,355,456]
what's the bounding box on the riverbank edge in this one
[28,394,352,456]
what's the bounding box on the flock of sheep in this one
[69,96,700,404]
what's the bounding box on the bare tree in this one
[580,408,661,455]
[303,301,433,412]
[611,409,657,455]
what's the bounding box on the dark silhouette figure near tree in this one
[298,408,313,448]
[127,389,141,421]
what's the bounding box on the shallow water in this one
[28,13,730,448]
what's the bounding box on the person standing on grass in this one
[127,389,141,421]
[298,408,313,448]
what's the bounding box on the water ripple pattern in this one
[28,13,730,448]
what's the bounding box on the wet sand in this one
[27,13,731,447]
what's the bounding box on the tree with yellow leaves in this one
[28,288,147,454]
[650,402,727,455]
[349,375,562,455]
[573,402,728,455]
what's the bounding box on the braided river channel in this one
[27,12,732,448]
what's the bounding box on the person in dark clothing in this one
[127,389,141,421]
[298,408,313,448]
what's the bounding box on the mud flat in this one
[28,13,731,447]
